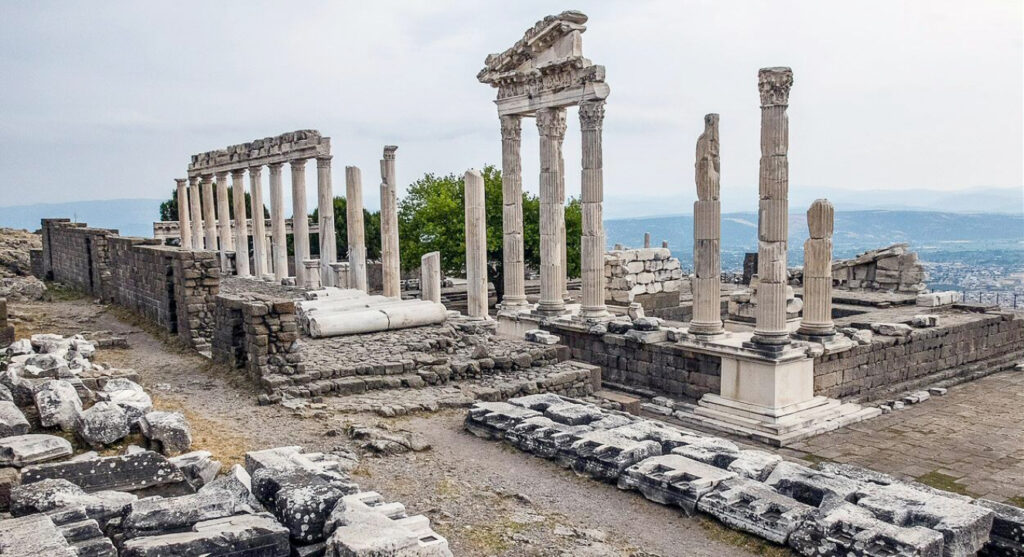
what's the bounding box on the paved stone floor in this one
[782,368,1024,504]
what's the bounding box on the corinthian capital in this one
[578,100,605,131]
[500,115,521,141]
[535,107,567,139]
[758,67,794,107]
[383,145,398,160]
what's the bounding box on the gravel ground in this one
[7,295,778,556]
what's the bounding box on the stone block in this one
[120,512,290,557]
[789,502,945,557]
[0,400,29,437]
[569,427,663,481]
[975,498,1024,557]
[464,402,541,439]
[697,476,816,545]
[10,478,136,525]
[0,513,76,556]
[21,450,191,497]
[618,454,735,514]
[326,491,452,556]
[76,401,131,448]
[0,434,73,466]
[872,322,914,337]
[169,450,222,489]
[765,461,861,510]
[140,411,192,456]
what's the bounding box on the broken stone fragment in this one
[326,491,453,556]
[169,450,222,489]
[347,423,430,455]
[871,322,914,337]
[912,314,939,328]
[0,513,77,556]
[0,466,19,511]
[789,502,944,557]
[764,461,861,511]
[120,512,290,557]
[101,378,153,426]
[618,454,735,515]
[76,401,130,448]
[0,382,12,402]
[10,478,136,525]
[974,498,1024,557]
[0,433,73,466]
[34,379,83,431]
[21,450,191,497]
[0,400,30,437]
[6,338,33,356]
[140,411,192,456]
[697,476,815,545]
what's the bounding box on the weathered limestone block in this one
[789,502,945,557]
[765,461,861,510]
[0,466,18,510]
[45,504,117,557]
[0,400,29,437]
[326,491,453,556]
[101,378,153,426]
[22,450,190,496]
[76,401,131,448]
[464,401,541,440]
[912,314,939,328]
[505,416,593,464]
[618,454,735,514]
[10,478,136,524]
[120,512,290,557]
[975,498,1024,557]
[0,433,73,466]
[697,476,816,544]
[169,450,222,490]
[140,411,192,456]
[873,322,914,337]
[0,513,77,556]
[569,427,663,481]
[35,379,83,431]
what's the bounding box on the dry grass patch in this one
[151,394,253,469]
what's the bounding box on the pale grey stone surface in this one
[34,379,83,431]
[0,399,29,437]
[76,401,130,448]
[0,513,76,556]
[140,411,192,456]
[0,433,72,466]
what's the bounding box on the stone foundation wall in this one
[107,237,177,331]
[814,311,1024,401]
[42,220,117,296]
[212,294,300,390]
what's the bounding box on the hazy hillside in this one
[0,199,163,237]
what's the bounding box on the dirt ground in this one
[8,295,784,557]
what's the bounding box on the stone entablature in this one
[152,218,318,241]
[187,130,330,177]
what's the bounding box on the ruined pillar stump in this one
[464,170,488,319]
[421,251,441,304]
[690,114,724,336]
[797,200,836,338]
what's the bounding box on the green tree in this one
[311,197,381,261]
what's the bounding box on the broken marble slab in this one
[100,378,153,426]
[169,450,222,489]
[0,433,73,466]
[10,478,136,526]
[0,512,77,556]
[139,411,192,456]
[0,399,29,437]
[617,454,736,515]
[34,379,83,431]
[764,461,862,511]
[975,498,1024,557]
[120,512,290,557]
[46,505,118,557]
[76,401,131,448]
[697,476,816,545]
[464,401,542,440]
[569,427,663,482]
[21,450,192,497]
[671,441,782,482]
[326,491,453,557]
[505,415,593,465]
[789,502,945,557]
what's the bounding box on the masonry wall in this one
[43,220,117,296]
[211,293,300,392]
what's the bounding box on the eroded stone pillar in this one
[268,163,288,281]
[798,199,836,338]
[579,100,609,319]
[464,169,488,319]
[752,67,794,348]
[379,145,401,298]
[499,115,528,310]
[201,174,217,251]
[215,171,233,270]
[291,158,310,286]
[691,113,724,336]
[345,166,368,292]
[230,169,250,277]
[421,251,441,304]
[188,176,204,250]
[536,107,568,316]
[248,166,268,278]
[317,156,336,287]
[175,178,192,250]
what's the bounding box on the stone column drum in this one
[248,166,268,277]
[188,176,204,250]
[535,107,568,316]
[797,199,836,338]
[290,158,310,286]
[316,156,336,287]
[379,145,401,298]
[200,174,217,251]
[499,115,528,310]
[268,162,288,281]
[690,113,724,336]
[421,251,441,304]
[578,100,609,319]
[215,171,233,270]
[345,166,368,292]
[302,259,321,290]
[752,67,794,348]
[464,169,488,319]
[175,178,192,250]
[230,169,250,277]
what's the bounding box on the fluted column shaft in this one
[248,166,268,277]
[345,166,368,292]
[290,158,310,286]
[268,163,287,281]
[188,176,204,250]
[175,179,192,250]
[230,169,250,277]
[579,100,609,318]
[691,113,724,335]
[535,108,568,316]
[798,199,836,337]
[753,67,794,347]
[379,145,401,298]
[421,252,441,304]
[500,115,528,309]
[215,171,232,270]
[316,156,335,287]
[464,169,488,318]
[201,175,217,251]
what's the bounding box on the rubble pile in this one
[604,247,683,309]
[466,395,1021,557]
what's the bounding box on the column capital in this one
[383,145,398,160]
[758,66,793,107]
[200,174,214,183]
[248,165,263,176]
[316,155,333,168]
[536,107,567,139]
[215,170,229,180]
[578,100,606,131]
[189,175,200,186]
[175,178,187,187]
[267,162,284,172]
[289,158,308,169]
[499,114,521,141]
[230,168,246,178]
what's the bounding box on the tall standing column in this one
[316,156,336,287]
[215,171,233,270]
[175,178,192,250]
[798,199,836,338]
[290,158,310,286]
[248,166,268,278]
[230,169,250,277]
[499,115,528,310]
[421,252,441,304]
[268,163,288,281]
[379,145,401,298]
[535,107,568,316]
[201,174,217,252]
[579,100,609,319]
[752,67,794,348]
[188,176,204,250]
[691,114,724,335]
[464,169,488,319]
[345,166,368,292]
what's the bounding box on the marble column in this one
[797,199,836,338]
[230,169,250,277]
[201,174,217,251]
[691,114,724,336]
[499,115,528,310]
[175,178,192,250]
[535,107,568,316]
[188,176,204,250]
[421,251,441,304]
[752,67,794,348]
[579,100,609,319]
[316,156,336,287]
[248,166,268,278]
[345,166,368,292]
[268,163,288,281]
[558,138,569,303]
[464,169,488,319]
[215,171,233,270]
[379,145,401,298]
[291,158,310,286]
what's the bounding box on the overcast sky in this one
[1,0,1020,217]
